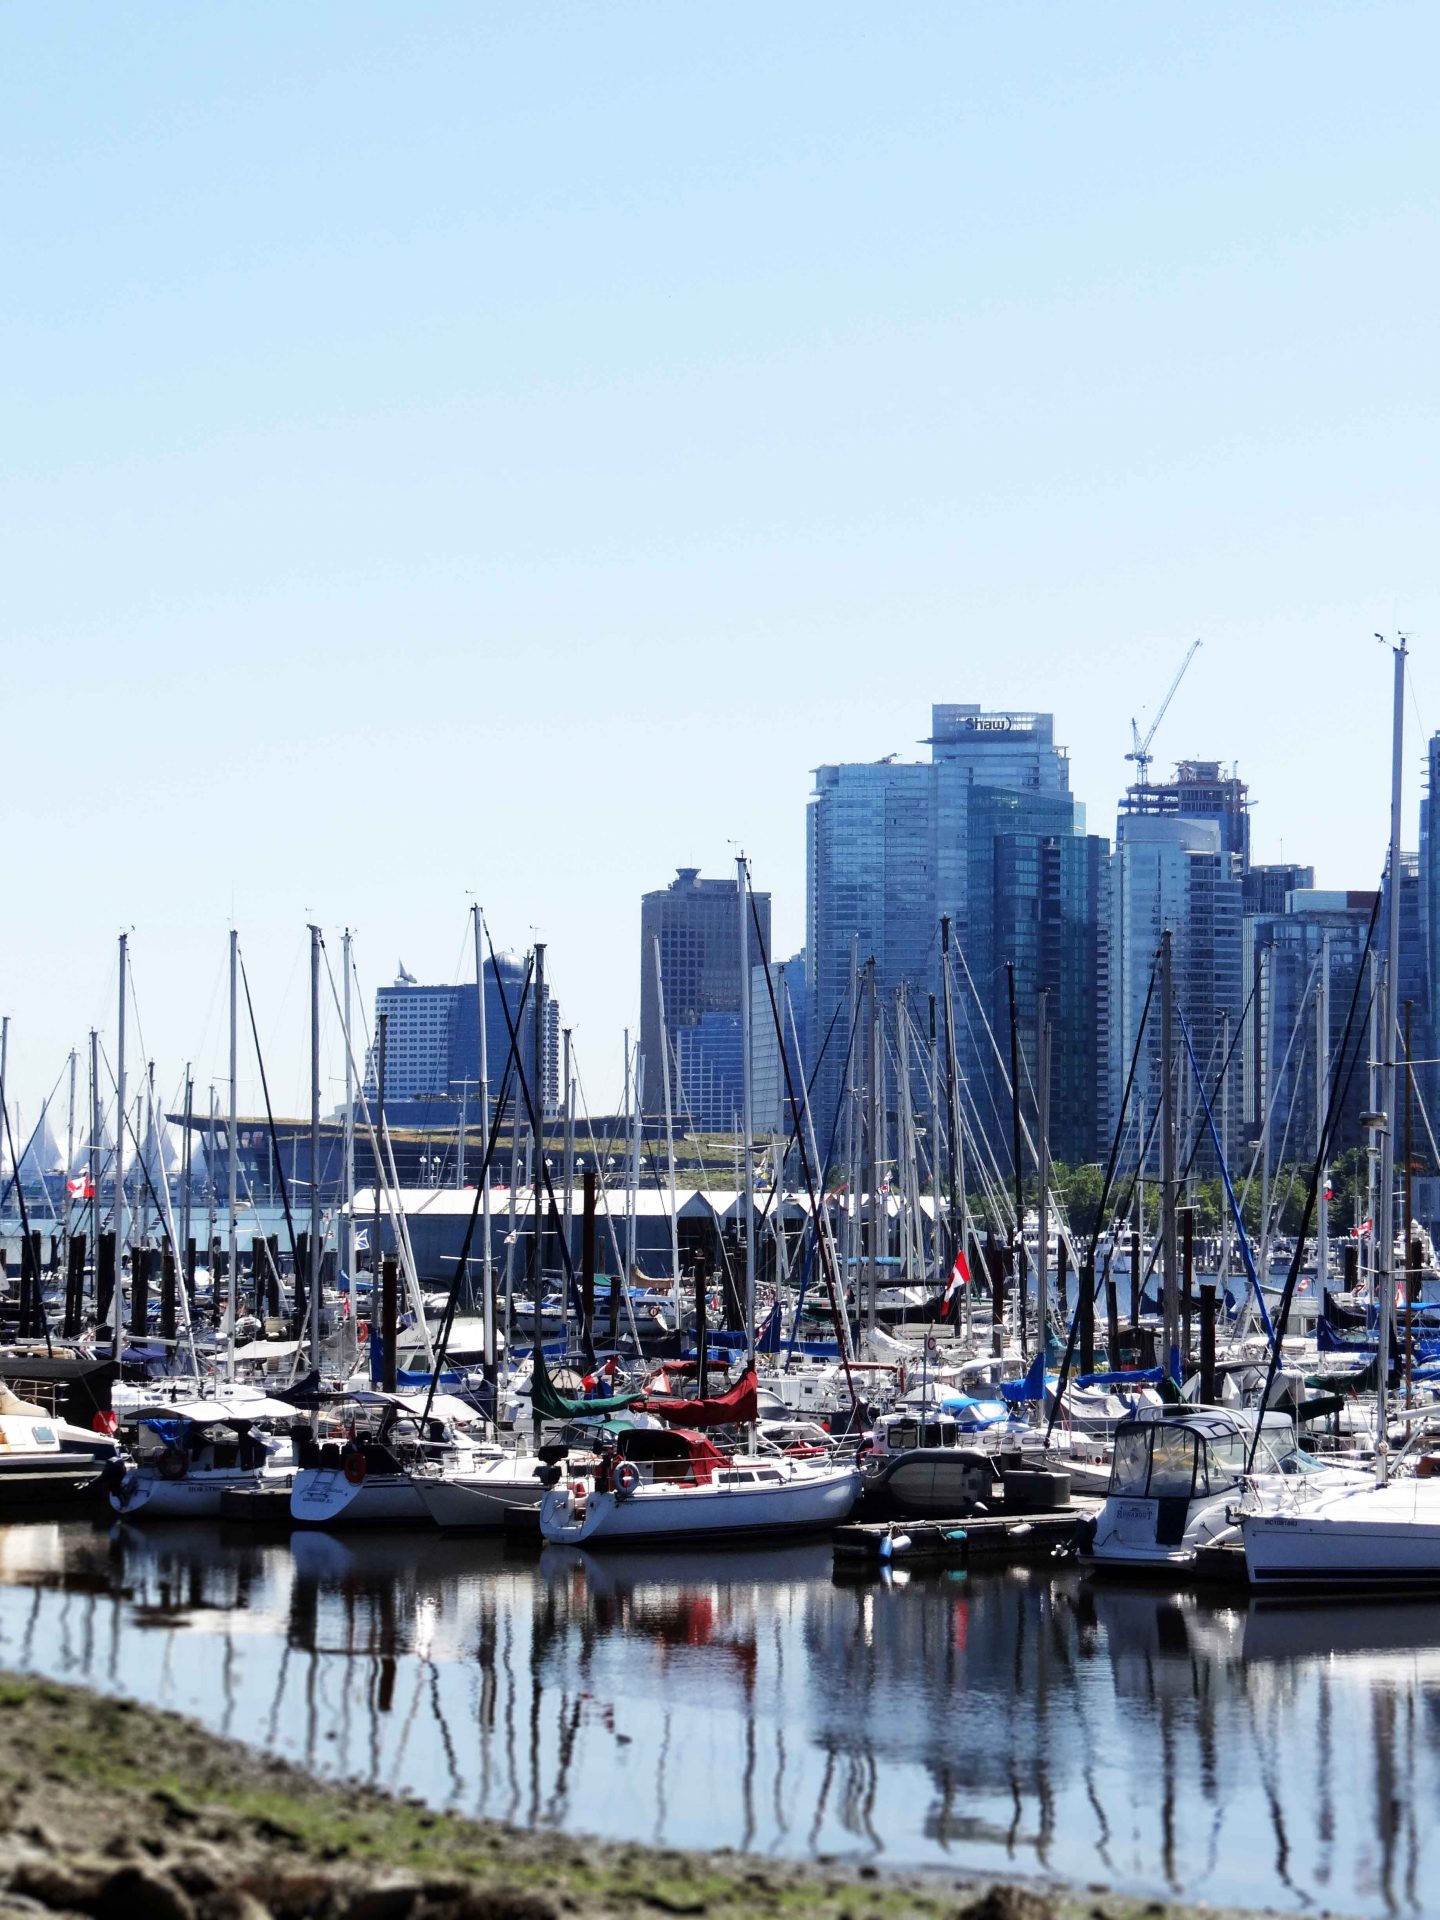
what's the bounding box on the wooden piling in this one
[381,1255,398,1393]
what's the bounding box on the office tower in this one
[640,869,772,1131]
[750,952,808,1138]
[1243,890,1378,1165]
[1109,806,1243,1153]
[368,954,560,1119]
[1243,863,1316,916]
[807,706,1108,1169]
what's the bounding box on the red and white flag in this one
[939,1251,970,1318]
[66,1175,94,1199]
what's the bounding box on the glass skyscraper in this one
[640,869,772,1130]
[806,706,1108,1170]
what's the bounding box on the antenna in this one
[1127,638,1203,785]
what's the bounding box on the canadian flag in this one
[939,1251,971,1318]
[66,1175,94,1199]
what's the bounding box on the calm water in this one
[0,1520,1435,1917]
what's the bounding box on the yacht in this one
[1241,1425,1440,1588]
[1077,1403,1366,1573]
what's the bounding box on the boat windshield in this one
[1203,1426,1313,1483]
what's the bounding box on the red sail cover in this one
[639,1366,758,1429]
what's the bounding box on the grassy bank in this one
[0,1672,1314,1920]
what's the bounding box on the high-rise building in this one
[807,706,1108,1168]
[1109,807,1243,1147]
[750,952,808,1137]
[1119,760,1250,869]
[1243,863,1315,916]
[1242,890,1378,1164]
[367,954,560,1119]
[640,869,772,1130]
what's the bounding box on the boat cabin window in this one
[1148,1427,1198,1498]
[1110,1425,1150,1493]
[889,1420,920,1450]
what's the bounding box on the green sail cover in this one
[528,1344,642,1420]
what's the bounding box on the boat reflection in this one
[0,1522,1437,1915]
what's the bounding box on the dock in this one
[833,1498,1099,1572]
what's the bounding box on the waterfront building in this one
[366,955,560,1119]
[640,869,772,1132]
[807,706,1107,1169]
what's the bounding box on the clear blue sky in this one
[3,2,1437,1133]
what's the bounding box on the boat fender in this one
[342,1447,368,1486]
[614,1461,642,1498]
[156,1447,188,1482]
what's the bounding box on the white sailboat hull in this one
[414,1462,548,1530]
[540,1462,860,1547]
[290,1466,431,1527]
[112,1464,291,1520]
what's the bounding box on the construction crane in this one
[1127,639,1202,786]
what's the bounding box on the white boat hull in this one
[414,1462,548,1530]
[1243,1480,1440,1587]
[111,1464,291,1520]
[290,1467,431,1527]
[540,1462,860,1547]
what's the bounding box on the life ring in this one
[156,1447,188,1482]
[343,1448,368,1485]
[613,1460,642,1498]
[357,1320,370,1342]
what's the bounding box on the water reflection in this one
[1,1520,1439,1916]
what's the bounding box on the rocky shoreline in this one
[0,1673,1313,1920]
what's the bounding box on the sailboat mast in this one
[1376,635,1408,1467]
[309,924,322,1378]
[737,855,757,1367]
[473,906,494,1371]
[342,929,355,1369]
[88,1031,101,1311]
[64,1050,77,1244]
[1328,925,1336,1297]
[114,934,128,1360]
[227,930,239,1384]
[1161,928,1179,1361]
[654,936,680,1309]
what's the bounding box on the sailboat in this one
[1240,637,1437,1591]
[540,859,862,1549]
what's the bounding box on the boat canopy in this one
[638,1366,759,1429]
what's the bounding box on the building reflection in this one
[4,1520,1440,1916]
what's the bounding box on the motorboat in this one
[1241,1425,1440,1589]
[539,1425,860,1547]
[1078,1403,1367,1574]
[107,1395,301,1519]
[858,1408,1000,1514]
[0,1385,126,1511]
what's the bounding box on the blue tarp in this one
[999,1352,1046,1404]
